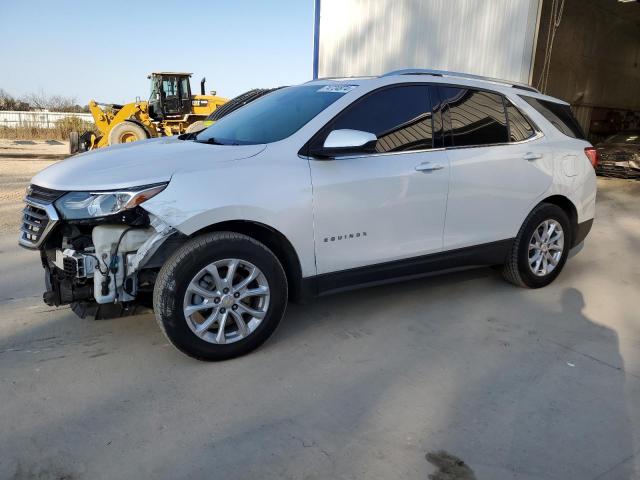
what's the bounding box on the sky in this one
[0,0,314,105]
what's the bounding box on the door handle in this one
[415,162,444,172]
[523,152,543,161]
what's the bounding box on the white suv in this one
[20,69,597,360]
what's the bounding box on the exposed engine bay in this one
[20,185,178,318]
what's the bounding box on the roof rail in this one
[381,68,539,93]
[305,75,376,83]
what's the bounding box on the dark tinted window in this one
[506,100,536,142]
[314,85,433,153]
[439,87,509,147]
[430,87,445,148]
[521,96,585,140]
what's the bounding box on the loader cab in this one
[148,72,193,120]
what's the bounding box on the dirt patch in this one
[426,451,476,480]
[0,159,55,234]
[0,138,69,157]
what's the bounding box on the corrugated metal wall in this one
[316,0,541,84]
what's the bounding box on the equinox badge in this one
[324,232,367,242]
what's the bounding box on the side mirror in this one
[310,129,377,158]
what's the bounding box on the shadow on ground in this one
[1,264,636,479]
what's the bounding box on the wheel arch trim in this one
[154,219,307,303]
[534,194,580,246]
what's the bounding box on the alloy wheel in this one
[183,259,270,344]
[528,219,564,277]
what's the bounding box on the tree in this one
[21,91,89,112]
[0,89,30,111]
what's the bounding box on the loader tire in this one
[79,131,95,152]
[108,121,148,146]
[69,131,79,154]
[185,121,206,134]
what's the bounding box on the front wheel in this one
[153,232,288,361]
[502,204,572,288]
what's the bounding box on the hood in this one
[31,137,266,191]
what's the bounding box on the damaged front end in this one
[596,147,640,179]
[19,184,178,318]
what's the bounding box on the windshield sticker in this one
[317,85,357,93]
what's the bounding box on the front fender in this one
[141,153,317,277]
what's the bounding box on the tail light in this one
[584,147,599,168]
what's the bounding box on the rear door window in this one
[520,96,585,140]
[311,85,434,154]
[438,87,509,147]
[505,100,536,142]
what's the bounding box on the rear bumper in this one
[573,218,593,247]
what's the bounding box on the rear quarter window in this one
[521,96,586,140]
[505,100,536,142]
[438,87,509,147]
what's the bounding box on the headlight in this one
[55,183,167,220]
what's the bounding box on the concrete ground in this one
[1,152,639,479]
[0,139,69,159]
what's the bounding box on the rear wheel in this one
[154,232,288,361]
[69,131,79,154]
[79,131,95,152]
[108,121,148,145]
[502,203,572,288]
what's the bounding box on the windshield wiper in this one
[178,132,198,141]
[194,137,225,145]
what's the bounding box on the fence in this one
[0,110,94,129]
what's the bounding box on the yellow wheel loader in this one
[70,72,227,154]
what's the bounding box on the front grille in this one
[601,154,625,162]
[21,204,49,245]
[19,201,58,249]
[597,162,640,179]
[26,184,65,203]
[19,185,64,249]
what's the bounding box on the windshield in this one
[604,133,640,145]
[195,84,353,145]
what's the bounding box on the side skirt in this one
[300,239,514,298]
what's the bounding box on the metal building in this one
[313,0,542,83]
[313,0,640,139]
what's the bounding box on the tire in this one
[79,131,95,152]
[153,232,288,361]
[502,203,572,288]
[185,121,206,134]
[107,121,148,145]
[69,131,79,154]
